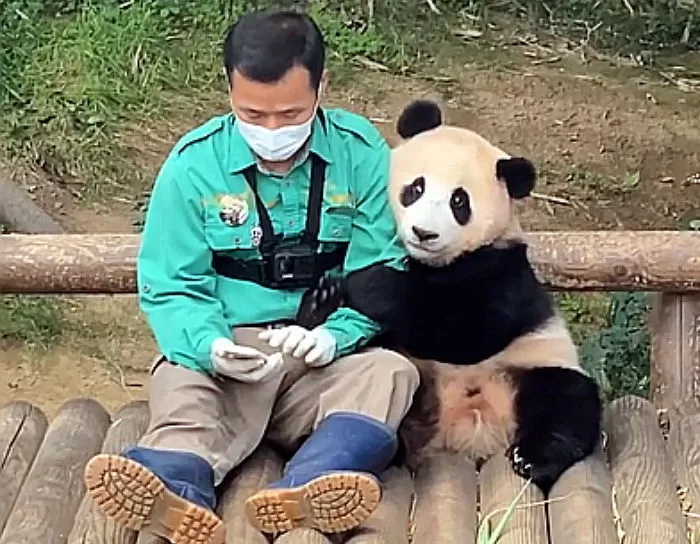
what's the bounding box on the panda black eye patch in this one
[450,187,471,225]
[399,176,426,207]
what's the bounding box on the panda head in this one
[389,99,536,267]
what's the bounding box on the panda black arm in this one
[295,264,411,344]
[344,263,411,342]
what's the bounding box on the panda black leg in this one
[506,366,602,493]
[295,275,345,329]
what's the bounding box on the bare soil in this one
[2,44,700,419]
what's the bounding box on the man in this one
[83,9,419,544]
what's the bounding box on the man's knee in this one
[358,349,421,393]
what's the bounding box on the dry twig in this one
[531,191,572,206]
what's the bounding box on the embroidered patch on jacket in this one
[218,194,249,226]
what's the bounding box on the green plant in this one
[556,292,611,346]
[477,478,533,544]
[578,291,651,401]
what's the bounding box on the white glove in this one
[210,337,283,383]
[258,325,337,367]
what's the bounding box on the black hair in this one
[223,9,325,90]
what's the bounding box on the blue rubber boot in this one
[84,446,225,544]
[245,411,398,535]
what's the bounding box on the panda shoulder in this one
[324,108,385,149]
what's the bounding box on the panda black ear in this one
[397,99,443,139]
[496,157,536,199]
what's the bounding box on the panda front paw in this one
[507,418,598,492]
[506,440,571,492]
[508,366,603,492]
[295,275,345,329]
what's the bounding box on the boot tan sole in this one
[84,453,225,544]
[244,472,382,534]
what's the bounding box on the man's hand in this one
[258,325,337,367]
[210,338,283,382]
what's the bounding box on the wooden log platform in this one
[0,395,697,544]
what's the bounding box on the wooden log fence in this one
[1,230,700,543]
[1,231,700,294]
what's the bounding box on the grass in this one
[3,0,697,203]
[0,295,68,349]
[442,0,700,55]
[477,478,533,544]
[0,0,443,202]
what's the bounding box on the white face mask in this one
[235,111,315,162]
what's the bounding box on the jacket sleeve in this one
[322,139,409,356]
[136,152,231,373]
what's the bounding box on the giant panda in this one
[297,99,603,493]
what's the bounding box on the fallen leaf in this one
[623,171,641,188]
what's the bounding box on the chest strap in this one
[211,246,347,288]
[211,153,348,289]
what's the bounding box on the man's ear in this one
[319,69,330,96]
[222,67,230,87]
[496,157,536,199]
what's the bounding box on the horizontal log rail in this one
[1,231,700,294]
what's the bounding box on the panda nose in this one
[412,226,439,242]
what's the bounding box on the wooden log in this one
[67,400,150,544]
[134,533,166,544]
[0,170,64,234]
[411,454,477,543]
[0,401,49,535]
[547,448,618,544]
[343,466,414,544]
[0,234,137,294]
[274,530,334,544]
[478,454,548,544]
[2,231,700,294]
[667,408,700,535]
[649,293,700,413]
[217,444,286,544]
[604,395,686,543]
[0,398,111,544]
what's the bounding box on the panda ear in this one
[397,99,443,139]
[496,157,536,199]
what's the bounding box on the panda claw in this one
[295,275,346,329]
[506,445,533,480]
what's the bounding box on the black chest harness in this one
[211,154,348,290]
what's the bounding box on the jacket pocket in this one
[203,220,257,250]
[318,208,353,243]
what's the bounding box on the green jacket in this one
[137,108,407,373]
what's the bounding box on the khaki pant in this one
[138,327,420,485]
